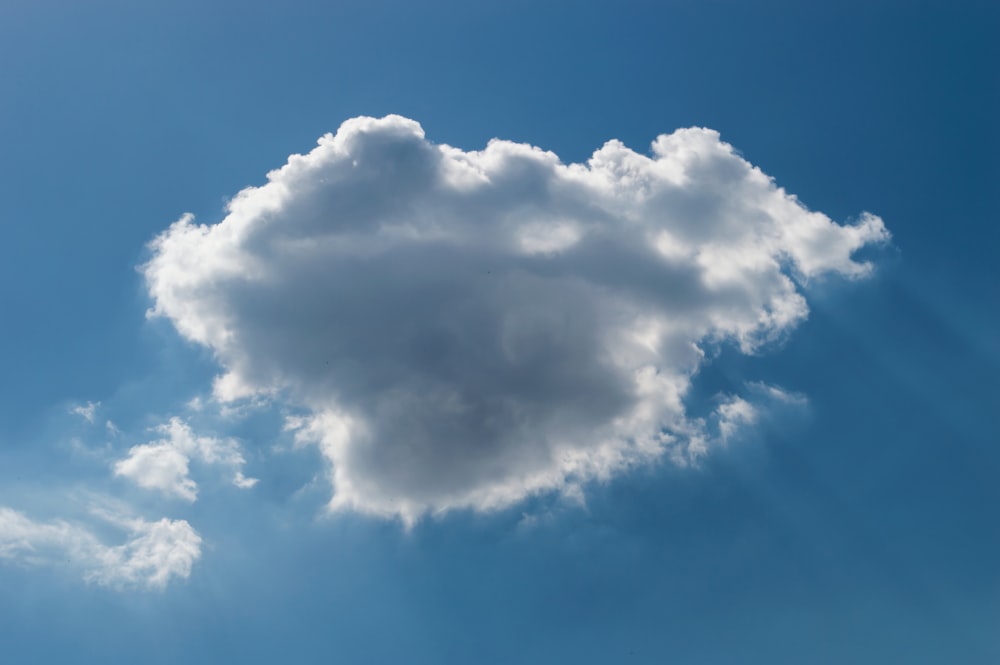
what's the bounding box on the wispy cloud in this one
[0,506,201,590]
[70,401,100,424]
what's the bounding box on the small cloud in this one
[0,506,201,590]
[232,471,259,489]
[112,418,257,501]
[105,420,121,436]
[114,441,196,501]
[70,401,100,424]
[746,381,808,407]
[217,397,270,421]
[710,382,809,446]
[716,395,759,443]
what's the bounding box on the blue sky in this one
[1,1,998,662]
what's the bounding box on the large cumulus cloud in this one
[144,115,888,522]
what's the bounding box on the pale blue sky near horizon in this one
[0,1,998,663]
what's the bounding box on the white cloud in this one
[114,441,196,501]
[143,115,888,522]
[716,395,759,443]
[0,506,201,590]
[113,418,257,502]
[70,401,99,423]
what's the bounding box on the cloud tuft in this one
[113,418,257,502]
[70,401,100,424]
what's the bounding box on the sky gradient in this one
[1,1,998,663]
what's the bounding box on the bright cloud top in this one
[144,115,888,522]
[0,507,201,590]
[113,418,257,502]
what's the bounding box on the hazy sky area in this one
[1,1,997,663]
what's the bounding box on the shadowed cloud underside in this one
[144,115,888,522]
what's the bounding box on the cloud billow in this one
[144,115,888,522]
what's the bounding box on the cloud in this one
[70,401,99,423]
[113,418,257,502]
[143,115,888,522]
[0,506,201,590]
[716,396,758,443]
